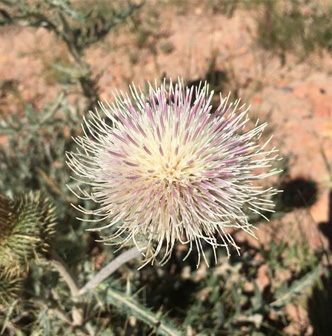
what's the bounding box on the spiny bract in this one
[67,79,281,267]
[0,265,22,308]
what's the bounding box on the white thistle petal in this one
[67,78,281,266]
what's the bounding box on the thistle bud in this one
[0,192,56,270]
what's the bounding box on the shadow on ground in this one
[319,190,332,251]
[307,266,332,336]
[307,190,332,336]
[249,177,319,224]
[186,55,229,108]
[278,177,318,211]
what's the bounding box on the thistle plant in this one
[67,79,281,266]
[0,0,327,331]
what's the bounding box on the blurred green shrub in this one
[256,0,332,63]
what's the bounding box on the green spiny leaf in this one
[270,265,321,309]
[105,288,183,336]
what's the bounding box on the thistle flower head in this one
[67,79,280,266]
[0,192,56,269]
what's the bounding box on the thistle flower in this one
[0,192,56,270]
[67,79,280,266]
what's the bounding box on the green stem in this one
[78,247,141,296]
